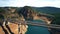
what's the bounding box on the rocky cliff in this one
[0,6,55,34]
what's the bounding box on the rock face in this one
[0,6,55,34]
[18,6,54,24]
[0,7,28,34]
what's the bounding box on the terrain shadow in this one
[0,23,8,34]
[0,22,14,34]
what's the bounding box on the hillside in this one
[0,6,60,34]
[32,7,60,14]
[0,6,60,24]
[32,7,60,25]
[17,6,60,25]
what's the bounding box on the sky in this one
[0,0,60,8]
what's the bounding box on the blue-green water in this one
[25,20,50,34]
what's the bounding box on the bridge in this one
[7,19,60,29]
[7,19,60,34]
[1,19,60,34]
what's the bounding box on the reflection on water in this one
[25,20,50,34]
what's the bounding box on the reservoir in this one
[26,20,50,34]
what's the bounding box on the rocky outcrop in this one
[0,6,55,34]
[18,6,54,24]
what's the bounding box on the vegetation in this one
[0,6,60,25]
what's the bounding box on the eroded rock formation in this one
[0,6,54,34]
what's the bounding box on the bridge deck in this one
[7,19,60,29]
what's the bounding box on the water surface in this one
[26,20,50,34]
